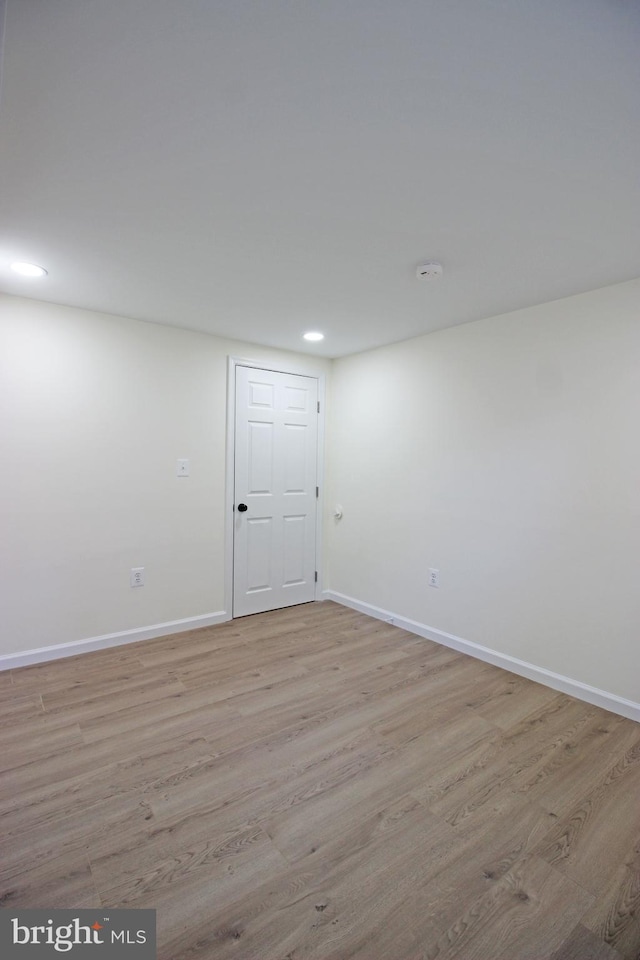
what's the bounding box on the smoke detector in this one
[416,261,443,281]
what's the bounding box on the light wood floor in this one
[1,601,639,960]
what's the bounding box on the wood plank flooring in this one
[1,601,639,960]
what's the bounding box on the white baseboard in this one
[0,611,230,671]
[323,590,640,724]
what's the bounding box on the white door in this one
[233,365,319,617]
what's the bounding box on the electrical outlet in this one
[130,567,145,587]
[428,568,440,588]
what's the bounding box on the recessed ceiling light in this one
[10,261,48,278]
[303,331,324,342]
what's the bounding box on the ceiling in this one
[0,0,638,358]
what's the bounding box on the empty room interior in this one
[1,2,639,959]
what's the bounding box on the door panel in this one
[245,517,273,592]
[233,366,318,617]
[282,515,307,585]
[249,380,275,408]
[283,423,307,492]
[284,385,309,411]
[247,421,274,493]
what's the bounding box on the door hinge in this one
[317,401,320,413]
[316,486,319,498]
[315,571,318,583]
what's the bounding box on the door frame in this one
[224,356,327,619]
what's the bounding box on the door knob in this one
[237,503,248,512]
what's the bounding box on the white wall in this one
[326,279,640,705]
[0,294,330,657]
[3,281,639,711]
